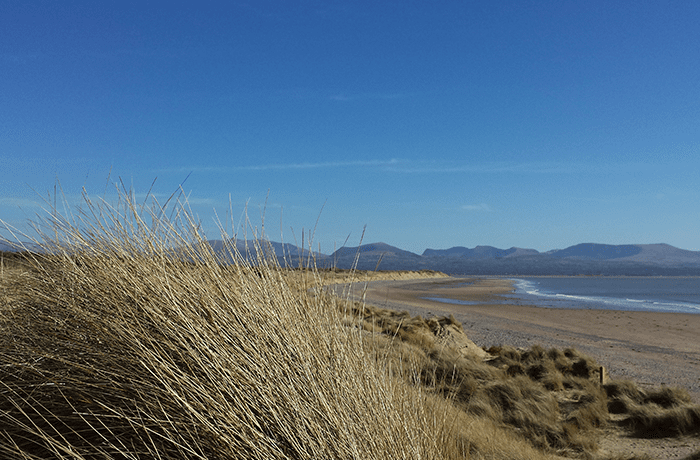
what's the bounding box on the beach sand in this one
[338,277,700,403]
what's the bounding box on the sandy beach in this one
[337,277,700,403]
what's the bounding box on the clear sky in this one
[2,1,699,254]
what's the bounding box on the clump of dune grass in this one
[604,380,700,438]
[624,404,700,437]
[479,346,608,454]
[1,185,486,459]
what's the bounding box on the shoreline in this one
[484,274,700,278]
[337,277,700,402]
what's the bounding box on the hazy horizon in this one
[2,2,699,254]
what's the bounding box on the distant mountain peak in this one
[331,242,421,258]
[549,243,642,260]
[422,245,539,259]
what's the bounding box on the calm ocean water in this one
[507,277,700,314]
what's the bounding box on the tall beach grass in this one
[0,186,555,459]
[4,185,698,459]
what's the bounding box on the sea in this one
[503,277,700,314]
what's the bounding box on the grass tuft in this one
[624,404,700,438]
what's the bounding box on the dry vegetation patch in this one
[604,381,700,438]
[307,267,449,285]
[2,186,699,460]
[0,188,559,460]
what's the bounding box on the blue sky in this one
[2,1,699,254]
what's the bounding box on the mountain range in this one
[216,240,700,276]
[3,239,700,276]
[314,241,700,276]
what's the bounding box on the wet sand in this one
[337,277,700,402]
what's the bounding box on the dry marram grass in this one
[3,186,699,459]
[0,188,558,460]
